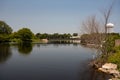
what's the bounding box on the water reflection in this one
[49,40,71,44]
[18,42,32,55]
[0,44,12,63]
[73,43,79,46]
[36,43,72,48]
[0,43,110,80]
[52,43,70,47]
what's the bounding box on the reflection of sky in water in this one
[0,44,97,80]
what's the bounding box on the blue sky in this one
[0,0,120,34]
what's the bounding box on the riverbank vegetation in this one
[80,17,120,71]
[35,33,72,40]
[10,28,34,42]
[0,21,12,42]
[107,46,120,71]
[80,2,120,77]
[0,20,78,44]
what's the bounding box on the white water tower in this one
[106,23,114,33]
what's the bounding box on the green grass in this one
[32,39,42,43]
[107,47,120,71]
[108,53,120,71]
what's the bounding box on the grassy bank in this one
[107,46,120,71]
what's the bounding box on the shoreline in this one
[90,60,120,80]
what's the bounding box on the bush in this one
[16,28,34,41]
[0,34,10,42]
[108,47,120,71]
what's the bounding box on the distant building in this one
[70,36,80,39]
[115,39,120,46]
[41,39,48,43]
[70,35,81,43]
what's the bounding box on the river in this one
[0,43,111,80]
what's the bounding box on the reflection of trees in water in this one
[36,43,80,48]
[18,42,32,55]
[73,43,79,46]
[0,44,12,63]
[36,43,41,47]
[50,40,71,44]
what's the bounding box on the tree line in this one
[36,33,73,39]
[0,20,79,43]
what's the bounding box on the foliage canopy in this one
[0,21,12,34]
[16,28,34,41]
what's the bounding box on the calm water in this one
[0,43,110,80]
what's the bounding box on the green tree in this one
[0,21,12,42]
[36,33,41,39]
[40,33,49,39]
[35,33,72,40]
[16,28,34,41]
[73,33,78,36]
[0,21,12,34]
[53,33,59,39]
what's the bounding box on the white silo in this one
[106,23,114,33]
